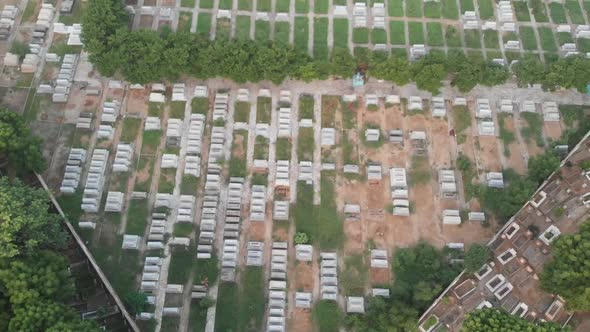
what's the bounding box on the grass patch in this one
[158,168,177,194]
[464,29,481,48]
[235,16,251,40]
[168,246,194,284]
[214,283,239,332]
[566,0,585,24]
[192,97,209,114]
[341,253,368,295]
[498,113,516,157]
[298,127,315,161]
[529,0,549,22]
[341,131,359,165]
[294,183,316,240]
[148,102,164,117]
[483,30,499,49]
[549,3,568,23]
[295,0,310,13]
[216,18,231,40]
[57,192,83,221]
[252,173,268,186]
[556,31,573,45]
[193,253,219,284]
[424,2,441,18]
[253,136,269,160]
[409,155,431,187]
[181,174,199,195]
[315,0,329,13]
[126,199,149,235]
[177,12,193,32]
[408,22,425,45]
[141,130,162,155]
[255,20,271,41]
[478,0,494,19]
[237,267,266,331]
[274,21,290,45]
[333,19,349,48]
[514,2,531,21]
[170,101,186,119]
[317,174,344,249]
[442,0,459,19]
[229,131,248,177]
[577,38,590,53]
[314,18,329,59]
[313,300,343,332]
[371,28,387,44]
[538,27,558,52]
[196,13,212,35]
[294,17,309,53]
[321,95,338,128]
[299,94,315,120]
[445,26,462,47]
[218,0,232,9]
[520,112,544,147]
[426,22,444,46]
[238,0,252,10]
[275,137,292,160]
[59,0,87,25]
[388,0,404,16]
[353,28,369,44]
[276,0,291,12]
[390,21,406,45]
[234,101,250,123]
[519,26,538,50]
[200,0,213,8]
[256,96,272,123]
[134,156,155,192]
[452,106,472,136]
[173,222,194,237]
[460,0,475,11]
[406,0,423,17]
[21,0,38,22]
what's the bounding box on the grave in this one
[273,201,289,221]
[442,209,462,225]
[296,244,313,261]
[321,128,336,146]
[250,185,266,221]
[105,191,124,212]
[320,252,338,300]
[246,241,264,266]
[347,297,365,313]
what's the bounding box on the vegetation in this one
[541,220,590,311]
[313,300,343,332]
[462,308,569,331]
[520,111,544,147]
[0,109,46,173]
[527,151,560,185]
[465,244,490,273]
[317,175,344,249]
[341,253,368,295]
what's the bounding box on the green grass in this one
[549,3,568,24]
[483,30,499,49]
[409,155,432,187]
[460,0,475,11]
[188,300,209,332]
[170,101,186,119]
[353,28,369,44]
[317,174,344,249]
[341,253,368,295]
[237,267,266,331]
[173,222,194,237]
[256,96,272,123]
[295,0,309,13]
[452,105,472,136]
[294,17,309,53]
[556,32,574,45]
[514,2,531,21]
[234,101,250,123]
[148,102,164,117]
[315,0,329,13]
[426,22,444,47]
[519,26,538,50]
[229,131,248,177]
[158,168,177,194]
[478,0,494,19]
[276,0,290,12]
[390,21,406,45]
[299,95,315,120]
[178,12,193,32]
[214,283,239,332]
[196,13,212,35]
[408,22,425,45]
[424,2,441,18]
[298,128,315,161]
[371,28,387,44]
[238,0,252,10]
[274,21,290,45]
[192,97,209,114]
[333,19,349,48]
[577,38,590,53]
[442,0,459,19]
[193,253,219,284]
[406,0,423,17]
[258,0,271,11]
[181,174,199,195]
[126,199,149,235]
[294,183,316,239]
[276,137,292,160]
[538,27,557,52]
[253,136,269,160]
[21,0,37,22]
[445,26,462,47]
[252,173,268,186]
[168,246,194,284]
[559,104,587,127]
[59,0,87,25]
[216,18,231,40]
[498,113,516,157]
[120,118,142,143]
[134,156,155,192]
[464,29,481,48]
[255,20,271,41]
[235,16,251,40]
[388,0,404,16]
[566,0,586,24]
[141,130,162,155]
[57,192,83,221]
[314,18,329,59]
[199,0,213,8]
[529,0,549,22]
[313,300,343,332]
[520,112,545,147]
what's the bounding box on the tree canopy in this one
[464,244,490,273]
[541,220,590,311]
[0,109,46,173]
[0,177,67,259]
[527,151,560,186]
[462,308,569,331]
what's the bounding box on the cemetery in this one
[4,0,590,331]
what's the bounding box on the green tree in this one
[512,54,546,87]
[370,54,412,86]
[480,170,537,223]
[541,221,590,311]
[464,244,490,273]
[527,151,560,185]
[412,57,446,94]
[0,109,46,172]
[46,320,102,332]
[123,291,148,315]
[0,177,67,259]
[313,300,343,332]
[294,232,309,244]
[462,308,569,331]
[330,47,356,78]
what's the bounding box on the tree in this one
[464,244,490,273]
[541,221,590,311]
[0,109,46,172]
[370,54,412,86]
[512,54,547,87]
[0,250,74,306]
[0,177,67,259]
[412,57,446,94]
[462,308,568,331]
[294,232,309,244]
[312,300,343,332]
[330,47,356,78]
[528,151,560,185]
[46,320,102,332]
[480,171,537,223]
[123,291,148,315]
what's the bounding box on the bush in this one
[465,244,490,273]
[294,232,309,244]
